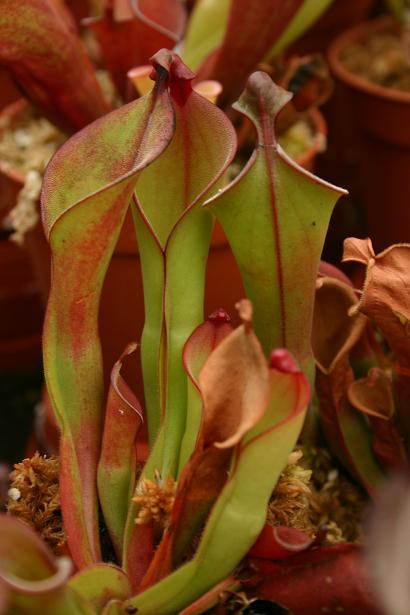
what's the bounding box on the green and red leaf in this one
[183,309,233,391]
[178,309,233,471]
[42,64,175,567]
[207,72,346,382]
[0,0,109,132]
[97,343,143,559]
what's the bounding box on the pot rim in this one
[328,15,410,105]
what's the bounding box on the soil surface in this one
[340,26,410,92]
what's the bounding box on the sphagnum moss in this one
[7,452,65,553]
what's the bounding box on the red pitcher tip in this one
[208,308,231,324]
[150,49,195,83]
[269,349,300,373]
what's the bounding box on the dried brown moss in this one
[6,446,365,560]
[133,470,176,528]
[268,450,316,536]
[7,452,65,553]
[268,448,366,543]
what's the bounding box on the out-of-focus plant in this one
[366,471,410,615]
[0,50,348,614]
[0,0,187,126]
[385,0,410,67]
[0,0,335,122]
[0,0,110,132]
[83,0,187,100]
[181,0,335,104]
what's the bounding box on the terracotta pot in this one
[0,100,35,206]
[328,16,410,250]
[298,0,375,263]
[0,236,43,371]
[290,0,374,56]
[0,100,52,308]
[0,104,43,371]
[0,99,326,399]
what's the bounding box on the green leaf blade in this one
[130,51,237,474]
[206,72,346,378]
[97,344,143,560]
[180,0,231,71]
[178,309,233,470]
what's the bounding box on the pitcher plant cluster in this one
[0,43,348,612]
[1,1,410,615]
